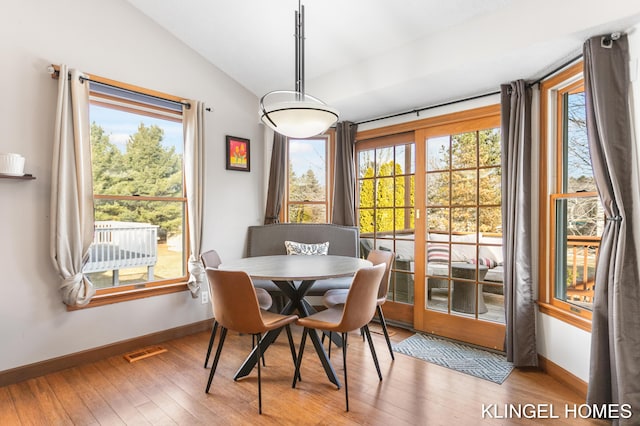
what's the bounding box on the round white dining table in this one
[219,254,371,281]
[219,255,371,386]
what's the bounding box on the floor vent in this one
[123,346,168,363]
[369,324,396,337]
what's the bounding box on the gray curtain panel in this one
[332,121,358,226]
[584,34,640,423]
[264,132,287,224]
[500,80,537,367]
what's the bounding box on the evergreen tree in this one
[288,166,326,223]
[358,160,414,234]
[426,129,502,233]
[91,122,124,195]
[121,124,182,197]
[90,122,183,236]
[359,166,375,233]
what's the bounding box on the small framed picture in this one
[225,135,250,172]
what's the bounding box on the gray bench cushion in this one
[247,223,359,258]
[246,223,360,293]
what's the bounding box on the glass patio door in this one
[413,109,506,350]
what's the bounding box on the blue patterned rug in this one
[392,333,513,384]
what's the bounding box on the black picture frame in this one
[225,135,250,172]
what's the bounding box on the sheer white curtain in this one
[184,100,206,296]
[50,65,95,306]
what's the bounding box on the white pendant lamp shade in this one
[260,90,339,138]
[259,3,339,138]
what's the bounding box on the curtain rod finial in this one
[47,65,61,79]
[601,32,622,49]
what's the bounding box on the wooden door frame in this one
[413,107,505,350]
[356,105,505,350]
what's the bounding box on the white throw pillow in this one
[284,240,329,256]
[480,236,504,264]
[451,233,481,261]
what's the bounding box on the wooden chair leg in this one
[204,320,218,368]
[363,325,382,381]
[377,305,395,360]
[206,327,227,393]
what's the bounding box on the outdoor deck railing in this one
[83,221,159,286]
[565,235,600,304]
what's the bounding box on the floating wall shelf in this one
[0,173,35,180]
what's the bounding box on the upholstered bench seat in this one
[246,223,360,295]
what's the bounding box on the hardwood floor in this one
[0,325,606,425]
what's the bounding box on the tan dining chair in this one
[322,249,395,360]
[293,263,386,412]
[201,250,273,368]
[205,268,299,414]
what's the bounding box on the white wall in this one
[0,0,265,372]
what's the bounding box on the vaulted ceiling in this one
[126,0,640,123]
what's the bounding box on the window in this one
[357,133,416,304]
[285,134,332,223]
[541,62,601,326]
[82,78,189,305]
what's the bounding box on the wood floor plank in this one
[142,344,256,423]
[76,362,150,424]
[0,324,611,425]
[8,381,50,425]
[107,351,219,424]
[8,379,71,426]
[45,371,98,425]
[59,366,125,425]
[0,386,21,425]
[136,400,178,425]
[26,376,74,425]
[94,357,151,408]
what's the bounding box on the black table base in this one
[233,279,341,388]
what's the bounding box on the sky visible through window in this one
[90,104,183,154]
[566,91,591,181]
[289,138,326,182]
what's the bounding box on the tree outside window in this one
[287,137,329,223]
[86,102,186,289]
[552,83,602,314]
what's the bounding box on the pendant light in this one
[259,2,339,138]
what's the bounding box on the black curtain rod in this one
[529,53,583,86]
[356,53,584,126]
[356,91,500,125]
[50,67,212,112]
